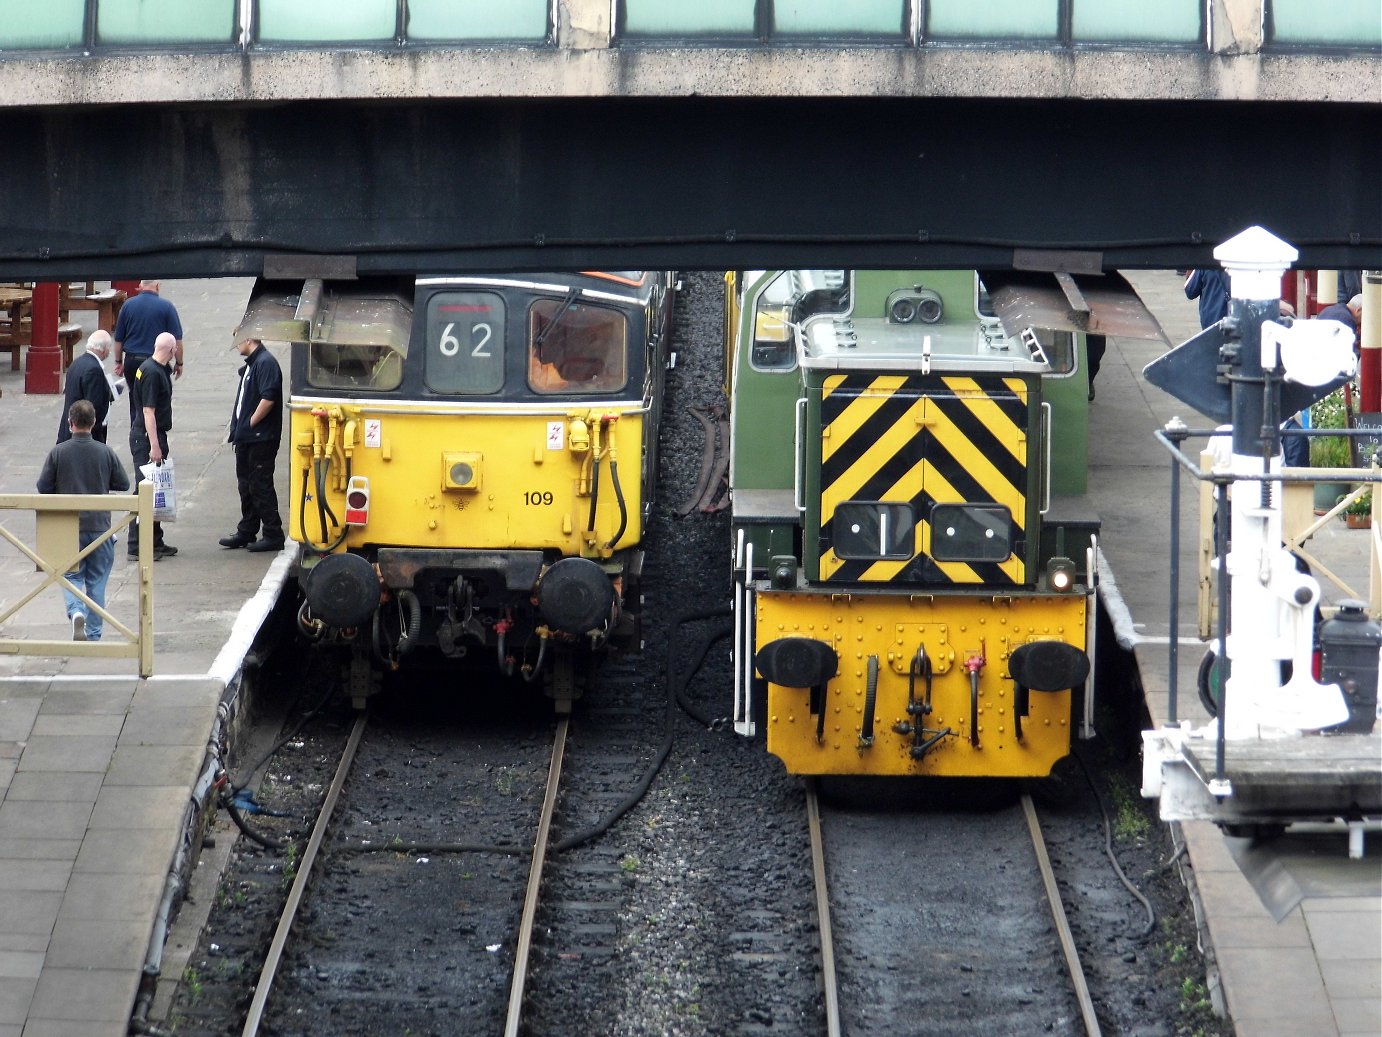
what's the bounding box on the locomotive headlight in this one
[886,287,944,325]
[441,451,483,492]
[1047,556,1078,593]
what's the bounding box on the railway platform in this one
[1098,272,1381,1037]
[0,277,287,1036]
[0,272,1375,1036]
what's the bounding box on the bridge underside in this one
[1,97,1378,278]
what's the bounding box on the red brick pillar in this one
[24,281,61,394]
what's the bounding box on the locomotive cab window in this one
[528,296,628,394]
[1026,326,1076,375]
[305,291,410,392]
[834,501,916,560]
[930,503,1013,562]
[308,342,405,391]
[425,291,506,395]
[747,270,845,372]
[976,274,1077,375]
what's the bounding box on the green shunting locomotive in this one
[725,268,1157,778]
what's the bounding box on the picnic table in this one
[0,285,34,370]
[0,283,112,372]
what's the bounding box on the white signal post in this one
[1214,227,1352,737]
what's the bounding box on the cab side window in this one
[528,297,628,394]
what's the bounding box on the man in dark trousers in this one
[38,399,131,641]
[113,279,184,418]
[128,332,178,560]
[219,336,285,553]
[57,330,116,444]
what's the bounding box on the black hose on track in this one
[669,606,734,728]
[220,656,339,854]
[342,606,737,859]
[220,790,286,850]
[1072,746,1157,937]
[548,606,731,853]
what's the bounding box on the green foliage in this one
[1108,774,1150,841]
[1343,487,1372,517]
[1310,386,1353,468]
[1179,977,1212,1014]
[282,842,299,887]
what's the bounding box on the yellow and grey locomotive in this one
[236,272,676,704]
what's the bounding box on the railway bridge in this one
[0,0,1378,280]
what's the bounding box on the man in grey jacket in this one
[37,399,131,641]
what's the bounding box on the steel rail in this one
[241,713,368,1037]
[805,781,842,1037]
[1020,792,1102,1037]
[504,714,570,1037]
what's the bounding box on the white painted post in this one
[1214,227,1350,736]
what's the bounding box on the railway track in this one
[208,686,564,1036]
[809,782,1104,1037]
[237,712,570,1037]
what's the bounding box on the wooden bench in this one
[58,323,83,369]
[0,321,84,371]
[0,317,30,370]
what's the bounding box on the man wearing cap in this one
[219,337,285,553]
[57,330,117,444]
[113,280,184,418]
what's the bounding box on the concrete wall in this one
[0,0,1375,109]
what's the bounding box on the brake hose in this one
[605,459,628,549]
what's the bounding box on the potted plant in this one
[1310,386,1354,514]
[1342,487,1372,528]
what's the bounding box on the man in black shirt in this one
[128,332,178,560]
[219,337,285,553]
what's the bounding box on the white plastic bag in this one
[139,459,177,522]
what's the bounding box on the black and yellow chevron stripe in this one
[817,374,1030,584]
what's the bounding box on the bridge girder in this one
[1,96,1378,278]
